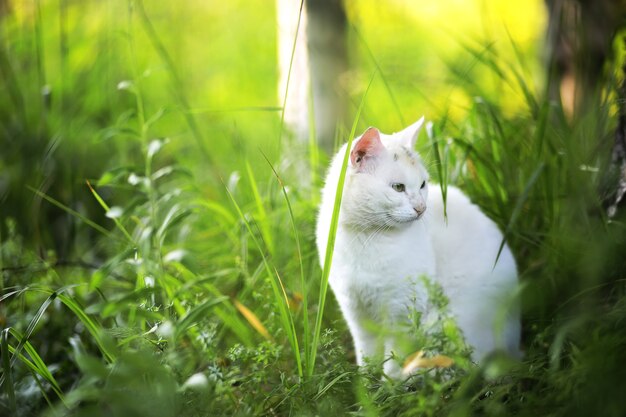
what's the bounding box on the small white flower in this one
[128,173,141,185]
[227,171,240,193]
[148,139,167,159]
[144,276,155,287]
[117,80,133,91]
[182,373,208,391]
[106,206,123,219]
[156,320,174,338]
[164,249,186,263]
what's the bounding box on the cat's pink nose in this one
[414,205,426,217]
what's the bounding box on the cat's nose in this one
[414,205,426,217]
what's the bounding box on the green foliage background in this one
[1,0,625,416]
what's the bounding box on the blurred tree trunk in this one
[545,0,626,216]
[544,0,624,115]
[0,0,9,15]
[305,0,348,151]
[277,0,348,153]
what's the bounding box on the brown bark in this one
[545,0,626,217]
[545,0,625,115]
[305,0,348,151]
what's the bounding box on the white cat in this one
[316,118,521,378]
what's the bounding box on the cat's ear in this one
[398,116,425,149]
[350,127,384,170]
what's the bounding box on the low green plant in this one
[1,2,626,416]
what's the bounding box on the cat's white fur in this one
[316,118,520,378]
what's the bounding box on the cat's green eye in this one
[391,183,405,192]
[420,181,426,189]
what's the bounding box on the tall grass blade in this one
[308,71,377,376]
[1,328,17,414]
[134,0,219,181]
[278,0,306,151]
[6,289,58,374]
[0,40,26,122]
[86,180,135,244]
[352,25,405,126]
[56,292,116,362]
[495,162,545,266]
[7,329,66,405]
[175,296,228,340]
[169,263,255,345]
[34,0,46,109]
[27,186,113,239]
[184,106,283,114]
[313,371,352,400]
[504,27,539,116]
[223,182,303,378]
[354,375,379,417]
[308,81,320,184]
[245,161,274,254]
[261,150,311,372]
[428,122,448,219]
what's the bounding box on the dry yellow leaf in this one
[288,291,303,311]
[402,350,454,376]
[233,299,273,341]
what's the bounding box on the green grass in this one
[2,1,626,416]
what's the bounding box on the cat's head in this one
[341,117,429,230]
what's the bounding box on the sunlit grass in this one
[1,0,626,416]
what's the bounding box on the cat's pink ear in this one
[350,127,384,170]
[398,116,425,149]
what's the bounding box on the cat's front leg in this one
[352,322,381,366]
[339,301,383,366]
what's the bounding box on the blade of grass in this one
[184,106,283,114]
[245,161,274,254]
[224,182,303,378]
[495,162,544,267]
[7,329,66,405]
[175,296,228,340]
[261,150,311,373]
[354,375,379,417]
[56,292,116,362]
[134,0,221,183]
[86,180,135,243]
[6,288,59,374]
[352,25,405,126]
[156,204,192,246]
[1,299,53,402]
[504,26,539,116]
[308,71,377,376]
[457,37,536,117]
[278,0,306,152]
[27,186,113,239]
[428,122,448,220]
[308,80,320,185]
[169,263,254,345]
[313,371,352,400]
[1,328,17,415]
[0,38,26,122]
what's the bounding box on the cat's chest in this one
[331,223,436,289]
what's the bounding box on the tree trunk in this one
[305,0,348,151]
[544,0,624,115]
[277,0,348,153]
[545,0,626,217]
